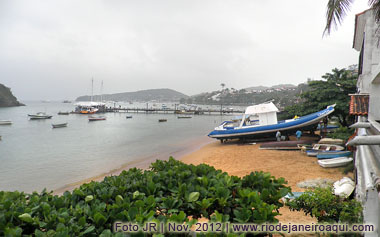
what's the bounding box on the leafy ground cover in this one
[0,158,291,236]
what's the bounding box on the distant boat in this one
[306,144,345,156]
[260,140,315,150]
[62,100,71,103]
[177,116,192,119]
[52,123,68,128]
[0,120,12,125]
[317,151,352,159]
[28,112,53,120]
[89,116,106,121]
[58,111,70,115]
[208,103,335,142]
[126,115,133,119]
[318,157,353,168]
[158,119,167,122]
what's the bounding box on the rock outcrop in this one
[0,84,24,107]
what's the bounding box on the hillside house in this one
[349,8,380,236]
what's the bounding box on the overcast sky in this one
[0,0,370,100]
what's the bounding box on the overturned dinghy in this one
[208,103,335,142]
[333,177,355,198]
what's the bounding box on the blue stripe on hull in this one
[208,106,335,140]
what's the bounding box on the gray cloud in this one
[0,0,369,100]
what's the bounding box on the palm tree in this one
[324,0,380,35]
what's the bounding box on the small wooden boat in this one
[306,144,345,156]
[58,111,70,115]
[0,120,12,125]
[318,157,353,168]
[318,138,345,145]
[260,140,315,150]
[177,116,192,119]
[28,112,53,120]
[158,119,167,122]
[89,116,106,121]
[126,115,133,119]
[317,151,352,159]
[52,123,68,128]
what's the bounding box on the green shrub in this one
[287,187,362,224]
[0,157,291,236]
[326,126,354,141]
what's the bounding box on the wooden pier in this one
[103,107,244,115]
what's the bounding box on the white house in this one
[349,8,380,236]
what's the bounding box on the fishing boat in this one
[126,115,133,119]
[52,123,68,128]
[158,119,167,122]
[306,144,345,156]
[259,140,315,150]
[177,116,192,119]
[58,111,70,115]
[316,151,352,159]
[0,120,12,125]
[208,103,335,142]
[28,112,53,120]
[318,157,353,168]
[88,116,106,121]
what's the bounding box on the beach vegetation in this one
[287,187,363,224]
[0,158,291,236]
[326,126,355,141]
[282,67,357,127]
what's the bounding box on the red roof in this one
[349,94,369,115]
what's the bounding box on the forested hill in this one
[182,83,309,109]
[76,88,189,102]
[0,84,24,107]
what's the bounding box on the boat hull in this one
[259,140,315,150]
[317,151,352,159]
[52,123,68,128]
[318,157,353,168]
[208,105,335,140]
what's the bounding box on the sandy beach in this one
[180,139,352,224]
[54,135,351,225]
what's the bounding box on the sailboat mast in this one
[91,78,94,102]
[101,80,103,102]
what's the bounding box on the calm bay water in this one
[0,101,240,193]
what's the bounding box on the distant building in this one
[350,9,380,236]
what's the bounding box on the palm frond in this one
[369,0,380,20]
[324,0,355,36]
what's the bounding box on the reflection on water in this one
[0,101,238,192]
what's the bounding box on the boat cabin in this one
[239,102,279,127]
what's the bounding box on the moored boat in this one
[318,157,353,168]
[28,112,53,120]
[89,116,106,121]
[58,111,70,115]
[52,123,68,128]
[260,140,315,150]
[158,119,167,122]
[208,103,335,142]
[177,116,192,119]
[317,151,352,159]
[0,120,12,125]
[126,115,133,119]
